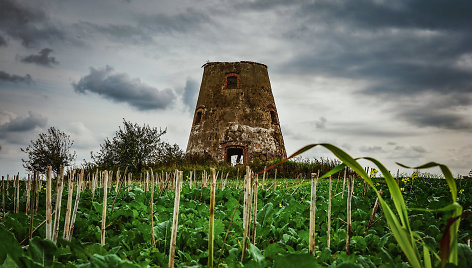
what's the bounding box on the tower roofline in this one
[201,61,267,69]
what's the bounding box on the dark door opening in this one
[226,147,244,166]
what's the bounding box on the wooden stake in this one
[327,175,332,249]
[168,171,183,268]
[150,169,156,248]
[14,173,19,213]
[208,168,216,267]
[241,166,252,261]
[29,171,37,240]
[273,169,277,192]
[342,168,347,199]
[252,174,258,245]
[115,168,120,193]
[101,170,108,246]
[262,166,266,190]
[2,176,4,218]
[25,174,31,215]
[365,190,383,234]
[35,175,41,214]
[189,171,193,189]
[91,169,97,203]
[346,176,353,254]
[45,166,53,240]
[53,165,64,242]
[309,173,318,255]
[69,169,83,240]
[63,170,74,240]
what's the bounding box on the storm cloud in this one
[73,66,176,110]
[267,0,472,131]
[0,35,6,46]
[0,71,32,84]
[0,111,47,142]
[77,8,212,44]
[21,48,58,67]
[0,0,65,47]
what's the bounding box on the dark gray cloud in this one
[183,78,199,111]
[73,66,176,110]
[77,9,211,44]
[137,9,211,34]
[0,35,6,46]
[304,0,472,31]
[271,0,472,131]
[0,111,47,133]
[0,0,65,47]
[21,48,58,67]
[0,111,47,143]
[398,107,472,130]
[77,22,151,44]
[0,71,32,84]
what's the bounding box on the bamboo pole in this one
[168,171,183,268]
[309,173,318,255]
[101,170,108,246]
[15,173,19,213]
[63,170,74,240]
[69,169,83,240]
[327,175,332,249]
[346,176,353,254]
[46,166,53,240]
[150,169,156,248]
[53,166,64,242]
[208,168,216,267]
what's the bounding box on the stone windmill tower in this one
[186,61,286,165]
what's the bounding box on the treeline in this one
[21,119,352,179]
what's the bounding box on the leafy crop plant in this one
[261,143,465,268]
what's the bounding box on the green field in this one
[0,171,471,267]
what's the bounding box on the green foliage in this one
[1,158,471,267]
[91,119,183,173]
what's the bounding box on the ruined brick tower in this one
[186,61,287,165]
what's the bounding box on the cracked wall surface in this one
[186,61,286,163]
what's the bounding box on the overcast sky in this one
[1,0,471,177]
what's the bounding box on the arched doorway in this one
[225,145,247,166]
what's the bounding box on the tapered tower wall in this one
[186,61,286,164]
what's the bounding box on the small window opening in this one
[226,76,238,89]
[226,147,244,166]
[194,110,202,125]
[270,110,278,124]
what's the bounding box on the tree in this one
[21,127,76,174]
[91,119,184,172]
